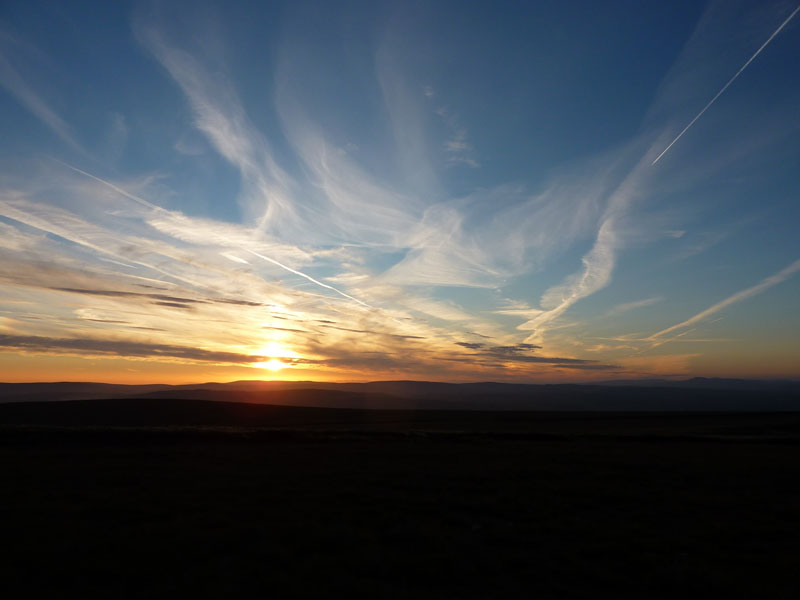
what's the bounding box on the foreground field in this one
[2,401,800,598]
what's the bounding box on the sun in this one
[254,358,287,371]
[252,341,300,372]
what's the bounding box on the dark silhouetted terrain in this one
[4,396,800,438]
[3,389,800,597]
[2,378,800,410]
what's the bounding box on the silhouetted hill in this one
[595,377,800,391]
[1,379,799,411]
[0,382,172,403]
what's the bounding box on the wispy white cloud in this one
[0,221,41,250]
[519,155,652,344]
[271,98,422,247]
[429,98,479,168]
[669,229,732,262]
[443,127,479,168]
[48,161,384,315]
[374,35,442,197]
[134,19,297,233]
[0,30,82,151]
[604,297,662,317]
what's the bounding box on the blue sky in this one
[0,0,798,383]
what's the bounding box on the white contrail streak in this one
[50,158,165,212]
[648,258,800,342]
[53,159,374,309]
[652,5,800,166]
[245,249,372,308]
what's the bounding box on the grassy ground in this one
[2,423,800,598]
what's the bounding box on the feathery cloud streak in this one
[0,30,82,151]
[648,259,800,345]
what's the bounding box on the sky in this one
[0,0,798,384]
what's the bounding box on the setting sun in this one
[251,341,300,372]
[254,359,287,371]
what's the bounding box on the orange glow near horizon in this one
[1,349,800,385]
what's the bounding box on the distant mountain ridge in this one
[593,377,800,391]
[1,378,799,411]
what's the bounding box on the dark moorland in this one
[2,383,800,598]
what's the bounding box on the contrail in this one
[652,5,800,166]
[245,249,372,308]
[50,157,165,212]
[648,258,800,342]
[53,159,374,309]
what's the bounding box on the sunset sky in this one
[1,0,798,383]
